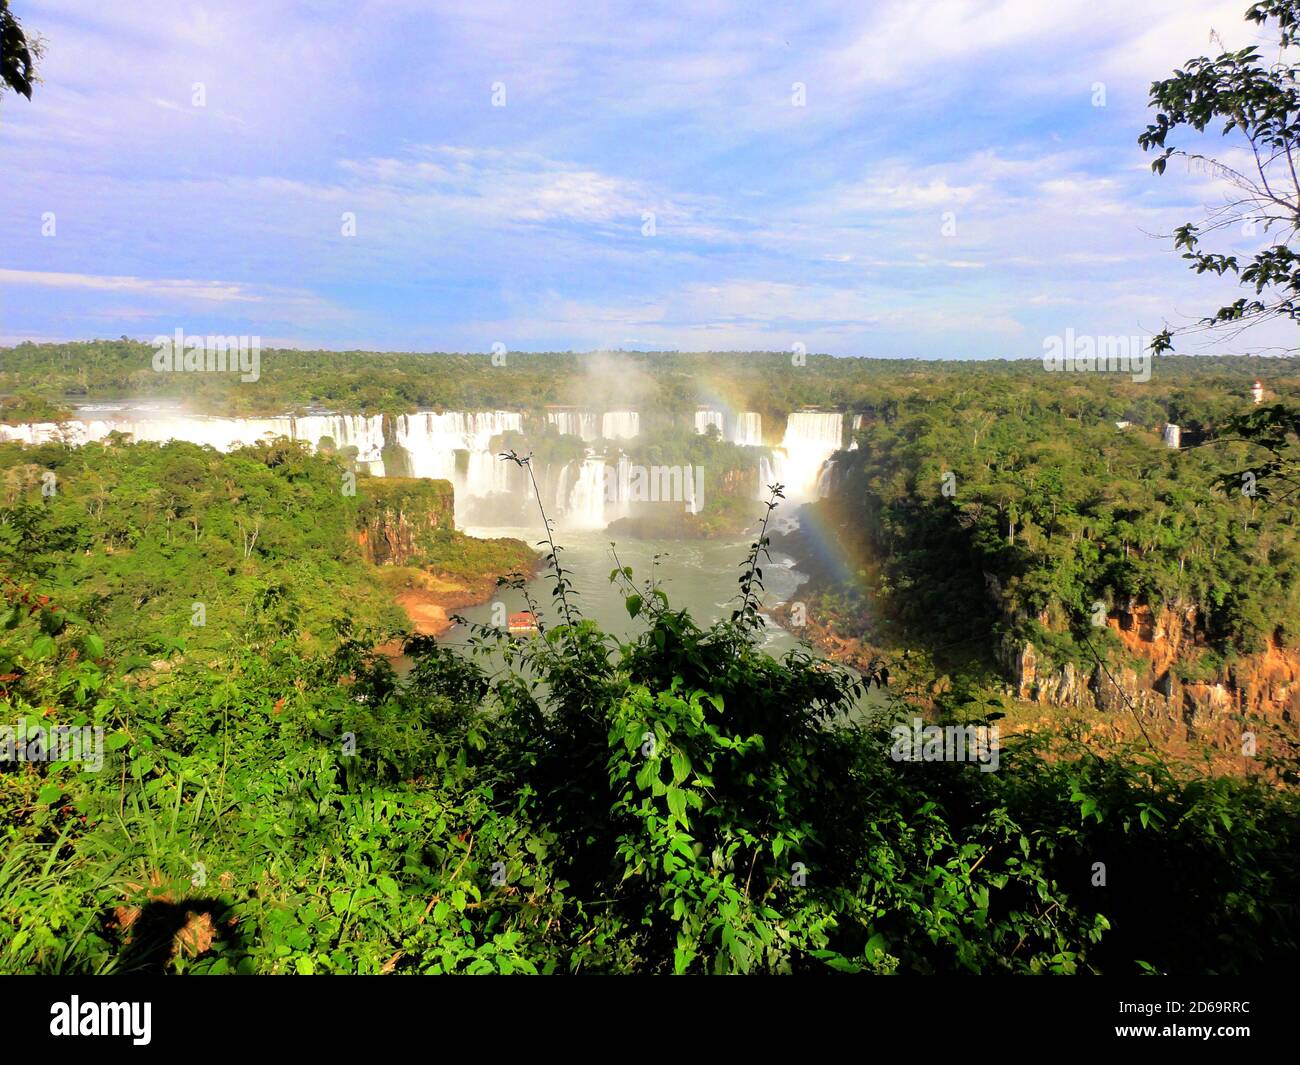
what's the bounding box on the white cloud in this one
[337,147,655,225]
[0,269,263,303]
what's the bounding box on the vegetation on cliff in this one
[2,477,1298,975]
[0,392,71,425]
[354,477,455,567]
[766,361,1300,762]
[0,437,532,658]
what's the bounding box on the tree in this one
[1139,1,1300,355]
[0,0,36,101]
[1140,1,1300,506]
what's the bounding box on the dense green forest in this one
[3,339,1296,430]
[2,427,1299,973]
[0,437,533,653]
[1,438,403,655]
[789,381,1300,683]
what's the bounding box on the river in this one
[444,524,889,720]
[448,524,807,653]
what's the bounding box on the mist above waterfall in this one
[577,352,658,414]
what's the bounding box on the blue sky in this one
[0,0,1293,357]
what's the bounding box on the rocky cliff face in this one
[999,599,1300,746]
[355,477,455,566]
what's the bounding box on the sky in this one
[0,0,1296,358]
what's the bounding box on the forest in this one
[2,376,1299,974]
[789,371,1300,689]
[3,339,1296,430]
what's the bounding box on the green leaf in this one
[670,750,690,784]
[666,787,688,821]
[29,635,57,660]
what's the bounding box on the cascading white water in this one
[695,410,724,436]
[613,451,632,512]
[0,415,296,451]
[601,411,640,440]
[774,411,844,502]
[552,452,647,531]
[847,413,865,452]
[395,411,523,519]
[293,414,387,473]
[0,409,533,522]
[732,412,762,447]
[557,458,607,530]
[693,410,761,446]
[0,420,79,445]
[0,413,393,468]
[684,464,701,515]
[815,458,837,497]
[462,448,512,498]
[546,410,599,441]
[2,405,711,528]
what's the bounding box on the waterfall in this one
[0,408,531,525]
[293,414,387,473]
[846,413,864,452]
[694,410,761,446]
[0,413,396,464]
[601,411,640,440]
[614,451,633,511]
[546,410,598,441]
[0,421,75,445]
[732,412,762,447]
[543,409,639,441]
[775,411,844,502]
[684,464,702,515]
[816,458,837,497]
[0,415,296,452]
[557,458,608,529]
[695,410,724,436]
[465,447,514,497]
[552,451,650,530]
[394,410,523,519]
[3,405,715,528]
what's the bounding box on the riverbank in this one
[371,532,541,655]
[376,563,531,641]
